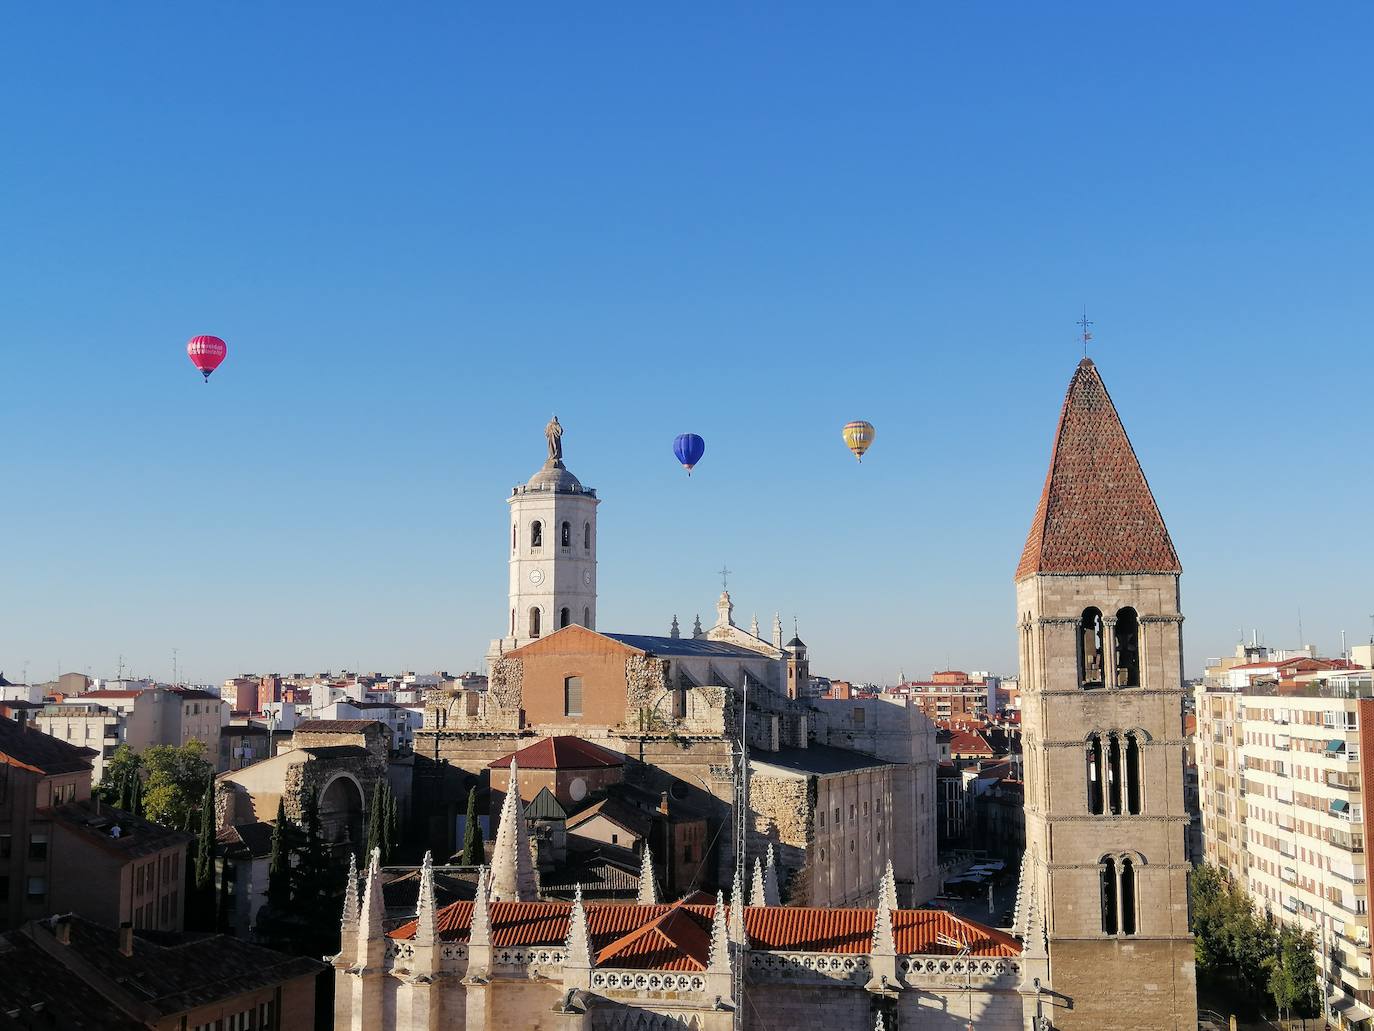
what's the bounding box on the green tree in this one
[267,798,292,909]
[194,779,216,891]
[98,745,143,809]
[366,780,385,861]
[385,786,398,861]
[461,786,484,865]
[1269,925,1320,1024]
[142,741,212,829]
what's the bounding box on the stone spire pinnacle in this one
[692,614,704,639]
[708,890,730,971]
[471,865,491,946]
[772,612,783,649]
[878,858,897,911]
[415,850,437,947]
[729,861,747,946]
[670,615,680,640]
[763,844,781,906]
[566,883,592,968]
[490,758,537,901]
[1016,357,1180,580]
[716,591,734,628]
[872,890,896,956]
[750,613,759,637]
[356,847,386,967]
[340,850,360,941]
[750,858,767,907]
[636,847,659,905]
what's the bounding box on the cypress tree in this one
[461,786,484,865]
[195,780,215,891]
[384,785,397,862]
[365,780,384,861]
[267,798,291,909]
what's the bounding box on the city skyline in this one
[5,5,1374,684]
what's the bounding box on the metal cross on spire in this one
[1077,309,1094,357]
[718,564,732,591]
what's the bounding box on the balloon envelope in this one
[673,433,706,474]
[842,420,875,462]
[187,335,227,381]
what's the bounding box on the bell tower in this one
[490,417,599,663]
[1016,359,1196,1030]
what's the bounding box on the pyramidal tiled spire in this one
[471,865,491,947]
[708,890,730,971]
[750,858,767,907]
[566,883,592,967]
[414,850,437,947]
[490,758,537,901]
[1016,358,1180,580]
[636,847,659,905]
[762,844,780,906]
[728,862,747,946]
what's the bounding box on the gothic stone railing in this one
[745,951,1021,987]
[591,970,709,994]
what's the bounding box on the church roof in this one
[1016,358,1180,579]
[388,899,1020,960]
[602,633,763,659]
[522,459,589,494]
[489,736,626,771]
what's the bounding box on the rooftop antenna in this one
[1297,609,1304,647]
[1077,309,1094,358]
[1368,615,1374,645]
[1341,630,1348,660]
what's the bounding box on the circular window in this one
[570,777,587,801]
[669,780,690,801]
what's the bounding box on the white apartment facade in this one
[1196,673,1374,1030]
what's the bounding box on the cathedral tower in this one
[1016,359,1196,1030]
[491,417,599,660]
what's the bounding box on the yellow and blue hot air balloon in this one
[842,420,875,462]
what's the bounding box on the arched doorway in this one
[319,774,365,849]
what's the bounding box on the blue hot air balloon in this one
[673,433,706,476]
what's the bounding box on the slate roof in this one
[3,915,322,1022]
[390,900,1019,960]
[0,715,95,776]
[602,633,765,659]
[1016,358,1180,579]
[540,850,642,899]
[749,744,889,776]
[51,801,192,861]
[524,786,569,821]
[489,735,626,771]
[294,719,384,734]
[0,925,144,1030]
[566,797,655,839]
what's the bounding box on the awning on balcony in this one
[1327,739,1347,753]
[1328,992,1374,1026]
[1331,798,1351,814]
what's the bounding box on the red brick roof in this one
[1016,358,1180,579]
[0,715,95,776]
[489,735,626,770]
[390,901,1019,960]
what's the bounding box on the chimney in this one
[118,921,134,956]
[53,915,71,945]
[659,791,670,816]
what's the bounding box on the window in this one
[849,804,855,822]
[530,521,542,548]
[512,523,517,550]
[0,834,10,859]
[511,608,516,634]
[28,832,47,861]
[1100,854,1139,936]
[26,876,46,903]
[564,676,583,718]
[529,607,541,638]
[819,848,827,863]
[1079,607,1105,688]
[584,522,591,550]
[819,811,825,828]
[560,607,571,629]
[849,839,855,853]
[1125,732,1142,814]
[1114,608,1140,687]
[583,606,590,627]
[863,801,869,816]
[1100,857,1118,934]
[0,875,7,900]
[561,521,571,547]
[611,833,619,845]
[834,808,840,823]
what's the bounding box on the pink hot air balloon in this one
[186,335,227,382]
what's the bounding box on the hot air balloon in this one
[842,420,875,462]
[186,335,227,382]
[673,433,706,476]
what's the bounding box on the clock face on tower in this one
[529,568,545,586]
[583,569,592,586]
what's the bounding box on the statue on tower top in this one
[545,415,564,464]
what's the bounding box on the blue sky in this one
[3,4,1372,686]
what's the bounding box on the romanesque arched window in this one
[1119,857,1138,935]
[560,607,570,629]
[1079,607,1105,688]
[1107,732,1123,815]
[561,521,571,547]
[529,607,541,638]
[583,606,590,627]
[1086,733,1104,814]
[1115,607,1140,687]
[1125,731,1142,815]
[512,524,517,551]
[1101,856,1118,934]
[564,676,583,717]
[511,608,516,635]
[531,521,543,548]
[584,522,591,550]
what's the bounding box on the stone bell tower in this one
[489,416,599,664]
[1015,358,1196,1030]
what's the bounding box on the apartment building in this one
[36,686,227,775]
[1196,670,1374,1029]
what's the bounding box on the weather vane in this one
[719,564,732,591]
[1077,308,1094,357]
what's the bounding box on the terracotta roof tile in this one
[0,715,95,776]
[1016,358,1180,579]
[391,901,1019,961]
[489,735,626,770]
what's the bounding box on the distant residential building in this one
[1196,665,1374,1026]
[38,686,228,773]
[33,702,123,783]
[0,673,43,705]
[893,670,1000,722]
[0,913,323,1030]
[318,699,422,751]
[221,676,259,713]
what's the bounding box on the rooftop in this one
[0,715,95,776]
[489,735,626,771]
[1016,358,1180,579]
[51,800,193,860]
[749,743,890,777]
[601,633,769,659]
[294,719,385,734]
